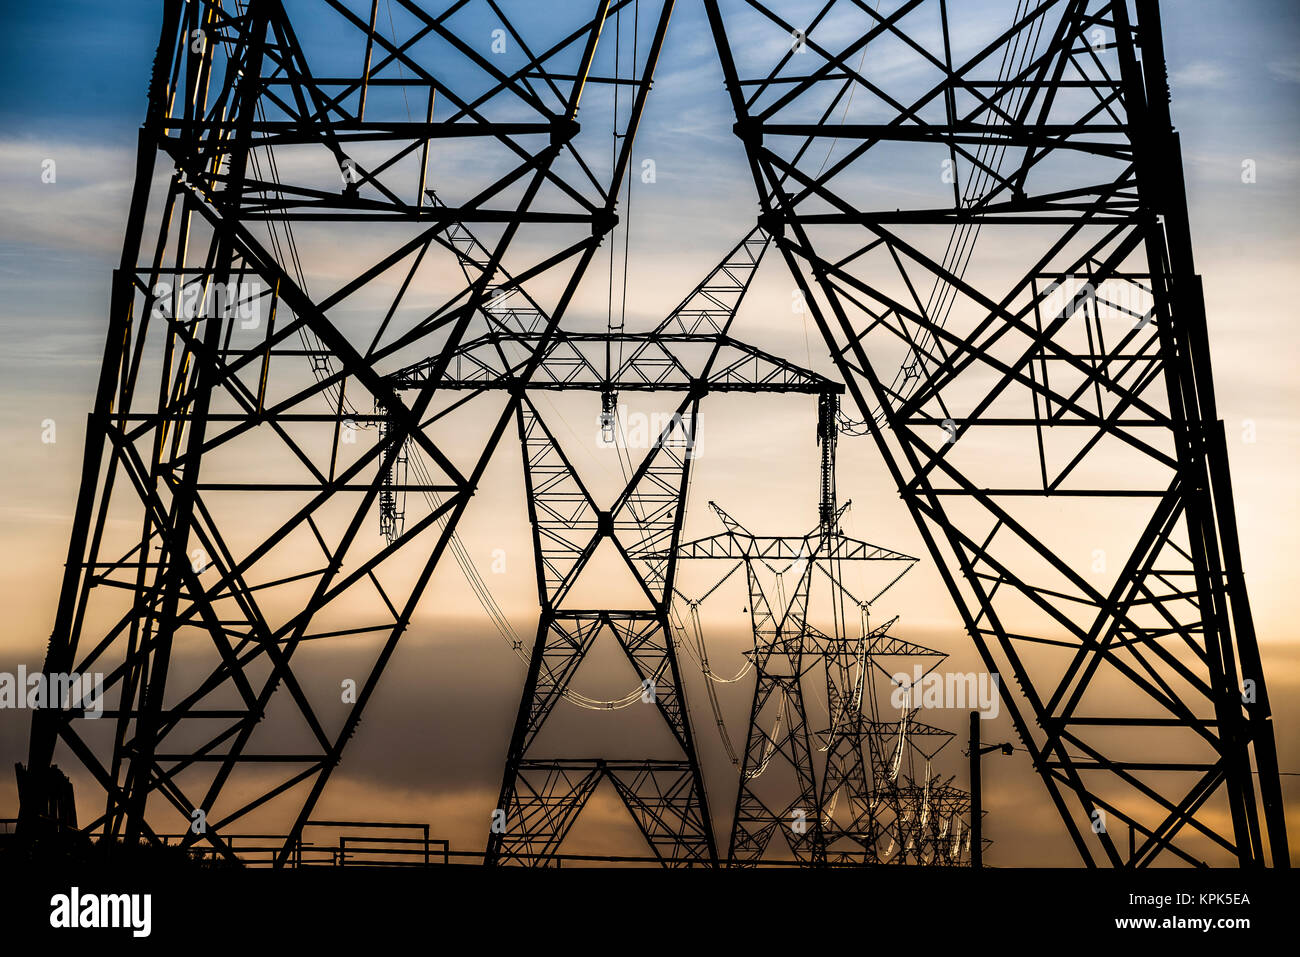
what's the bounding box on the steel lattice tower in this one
[18,0,1288,871]
[19,0,679,864]
[704,0,1288,866]
[674,503,921,864]
[387,223,849,864]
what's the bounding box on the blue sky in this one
[5,2,1294,142]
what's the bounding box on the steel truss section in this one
[20,0,1286,873]
[816,617,969,865]
[20,0,677,865]
[393,221,846,865]
[704,0,1287,866]
[674,503,941,866]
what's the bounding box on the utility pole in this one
[970,710,1013,869]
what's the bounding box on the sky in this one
[0,0,1298,866]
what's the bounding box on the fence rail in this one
[10,819,931,867]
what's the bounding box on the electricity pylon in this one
[19,0,677,864]
[19,0,1285,872]
[387,223,847,865]
[704,0,1288,866]
[672,483,928,864]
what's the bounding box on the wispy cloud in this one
[1171,60,1230,88]
[0,138,143,255]
[1267,56,1300,84]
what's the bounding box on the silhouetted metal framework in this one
[816,618,973,865]
[20,0,679,866]
[675,503,915,864]
[18,0,1285,874]
[675,497,973,867]
[704,0,1287,866]
[385,221,853,865]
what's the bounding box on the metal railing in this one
[16,820,940,868]
[306,821,448,867]
[143,821,449,867]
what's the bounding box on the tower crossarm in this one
[387,331,841,395]
[671,533,914,564]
